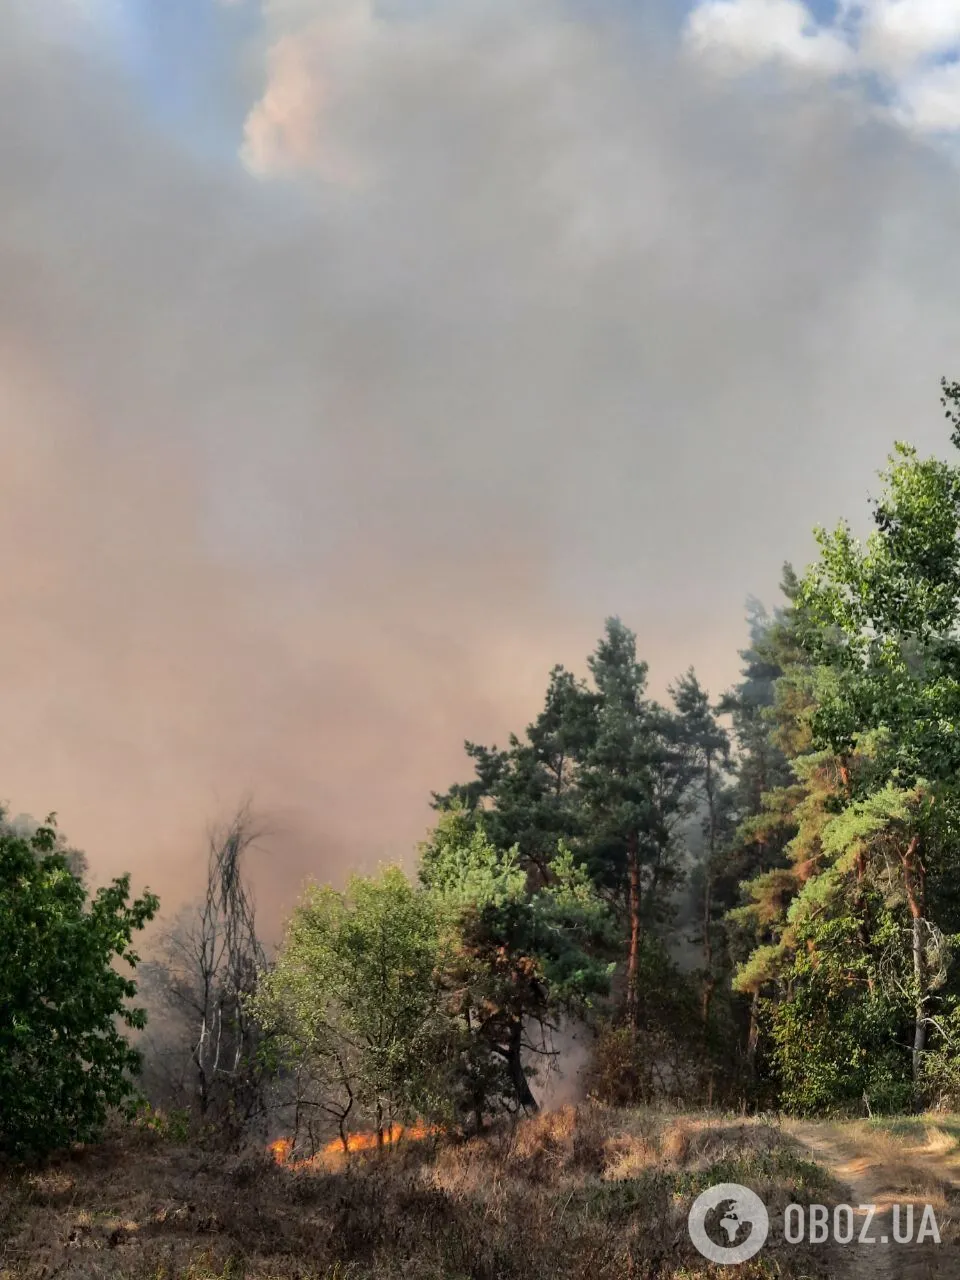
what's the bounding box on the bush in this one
[0,819,158,1160]
[770,978,913,1116]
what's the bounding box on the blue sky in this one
[87,0,960,163]
[90,0,264,156]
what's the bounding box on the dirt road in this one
[787,1119,959,1278]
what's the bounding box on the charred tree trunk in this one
[507,1019,539,1113]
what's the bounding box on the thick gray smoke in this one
[3,0,960,923]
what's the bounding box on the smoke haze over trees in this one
[10,0,960,1165]
[5,0,960,930]
[11,383,960,1159]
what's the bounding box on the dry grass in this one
[863,1114,960,1179]
[783,1117,960,1279]
[0,1108,839,1280]
[787,1117,959,1203]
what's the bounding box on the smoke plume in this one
[3,0,960,923]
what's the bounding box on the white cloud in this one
[685,0,855,76]
[897,57,960,131]
[685,0,960,138]
[859,0,960,74]
[239,0,960,175]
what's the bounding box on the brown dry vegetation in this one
[782,1117,960,1280]
[848,1114,960,1183]
[0,1106,842,1280]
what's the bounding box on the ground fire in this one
[269,1123,440,1168]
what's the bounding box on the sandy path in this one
[787,1121,958,1279]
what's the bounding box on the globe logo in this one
[687,1183,770,1265]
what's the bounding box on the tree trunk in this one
[701,869,715,1025]
[339,1085,354,1153]
[901,835,927,1082]
[701,973,716,1026]
[507,1019,539,1113]
[626,831,641,1026]
[701,750,721,1029]
[746,991,760,1067]
[853,846,876,995]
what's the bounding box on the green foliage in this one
[582,949,714,1106]
[422,808,615,1122]
[0,819,158,1160]
[420,806,526,908]
[571,621,700,1032]
[798,443,960,783]
[423,812,615,1008]
[771,978,912,1116]
[255,815,615,1137]
[721,393,960,1110]
[255,866,451,1135]
[577,619,673,897]
[920,996,960,1106]
[431,666,596,883]
[433,618,706,1050]
[133,1101,192,1142]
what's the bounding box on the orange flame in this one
[269,1123,439,1168]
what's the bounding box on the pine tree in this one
[420,808,614,1122]
[734,392,960,1107]
[671,670,733,1028]
[432,667,595,883]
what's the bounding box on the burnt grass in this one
[0,1106,840,1280]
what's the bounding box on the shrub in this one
[0,819,158,1160]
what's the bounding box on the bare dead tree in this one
[145,802,269,1141]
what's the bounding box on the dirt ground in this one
[787,1117,960,1278]
[1,1108,958,1279]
